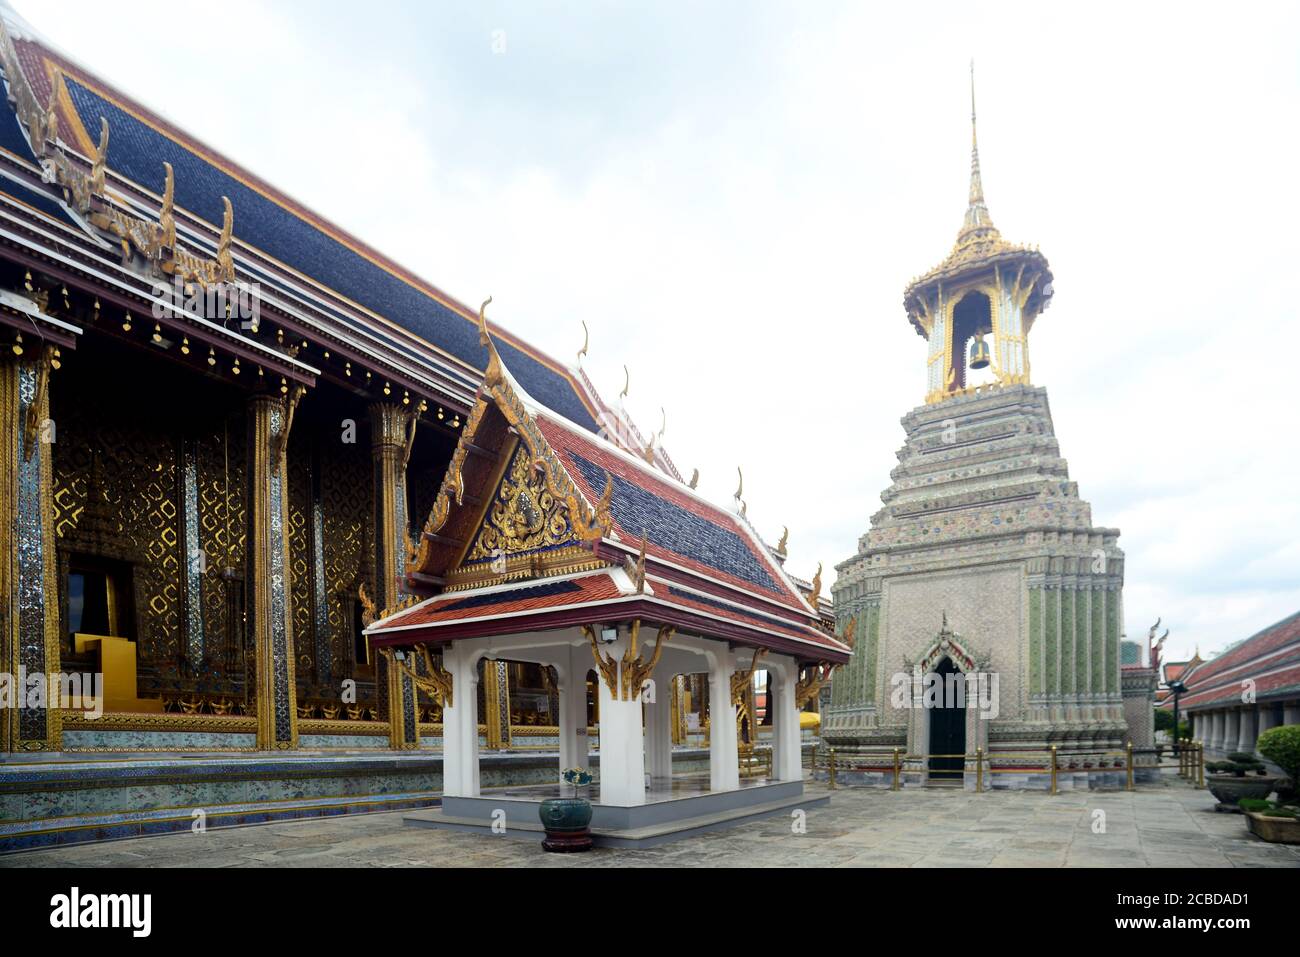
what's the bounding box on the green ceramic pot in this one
[539,797,593,852]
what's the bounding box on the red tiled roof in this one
[1164,611,1300,710]
[535,412,811,615]
[377,572,624,631]
[367,570,849,663]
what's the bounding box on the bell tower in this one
[905,65,1054,404]
[827,68,1130,780]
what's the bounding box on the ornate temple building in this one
[825,77,1130,781]
[0,0,840,835]
[0,1,832,764]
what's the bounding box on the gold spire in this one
[958,59,998,245]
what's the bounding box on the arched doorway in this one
[927,657,966,781]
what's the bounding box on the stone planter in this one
[1246,811,1300,845]
[1206,774,1278,812]
[539,797,593,853]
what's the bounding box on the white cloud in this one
[17,0,1299,663]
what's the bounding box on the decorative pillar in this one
[708,647,740,792]
[670,674,687,745]
[1285,702,1300,726]
[248,393,299,750]
[1,353,61,752]
[370,402,419,749]
[483,658,511,750]
[385,649,420,750]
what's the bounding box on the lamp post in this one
[1168,679,1187,756]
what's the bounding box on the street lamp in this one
[1168,679,1187,753]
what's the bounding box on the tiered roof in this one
[1161,611,1300,711]
[0,2,598,428]
[368,311,848,666]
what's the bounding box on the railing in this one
[738,746,774,779]
[805,741,1207,794]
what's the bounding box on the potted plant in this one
[1239,798,1300,845]
[1256,725,1300,803]
[539,768,594,853]
[1205,751,1277,812]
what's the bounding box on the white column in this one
[708,646,739,792]
[1257,704,1279,738]
[1223,709,1240,754]
[1236,707,1258,754]
[645,673,673,780]
[1210,711,1225,752]
[771,658,802,782]
[441,645,481,797]
[558,645,590,774]
[596,677,646,806]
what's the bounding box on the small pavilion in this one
[365,305,849,838]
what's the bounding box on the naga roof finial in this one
[734,466,743,501]
[776,526,789,558]
[578,320,588,366]
[477,296,504,386]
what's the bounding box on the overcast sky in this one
[17,0,1300,665]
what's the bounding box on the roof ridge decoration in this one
[0,21,241,290]
[794,615,857,707]
[411,298,614,589]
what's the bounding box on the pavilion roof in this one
[378,312,846,664]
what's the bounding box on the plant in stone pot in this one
[539,768,594,853]
[1205,751,1277,812]
[1256,725,1300,805]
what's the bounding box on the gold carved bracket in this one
[731,647,768,705]
[382,646,454,708]
[583,620,674,701]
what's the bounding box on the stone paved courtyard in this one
[4,780,1298,868]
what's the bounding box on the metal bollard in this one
[892,747,901,791]
[1197,741,1205,789]
[1125,741,1134,792]
[975,746,984,793]
[829,748,837,790]
[1050,745,1058,796]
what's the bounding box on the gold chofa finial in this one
[734,467,743,501]
[620,365,629,401]
[478,297,504,386]
[806,563,823,608]
[688,468,699,490]
[477,296,494,348]
[578,320,588,365]
[776,526,789,558]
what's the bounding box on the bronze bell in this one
[969,335,991,370]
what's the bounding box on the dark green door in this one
[928,658,966,780]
